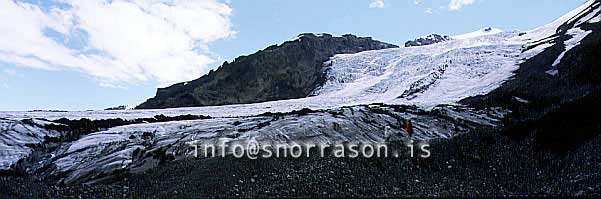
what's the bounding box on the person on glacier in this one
[405,119,414,137]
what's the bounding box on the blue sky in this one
[0,0,586,111]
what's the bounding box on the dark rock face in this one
[462,1,601,151]
[399,65,448,99]
[137,33,398,109]
[404,34,451,47]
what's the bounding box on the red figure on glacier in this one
[405,119,413,137]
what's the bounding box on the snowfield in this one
[315,30,524,110]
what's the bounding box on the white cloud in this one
[369,0,385,8]
[0,0,235,87]
[448,0,475,10]
[414,0,424,5]
[425,8,433,14]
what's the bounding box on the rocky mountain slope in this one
[137,33,397,109]
[462,0,601,152]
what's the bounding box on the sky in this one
[0,0,587,111]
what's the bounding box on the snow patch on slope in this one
[452,27,503,40]
[552,28,593,67]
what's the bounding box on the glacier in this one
[40,105,506,184]
[0,119,62,171]
[0,30,536,120]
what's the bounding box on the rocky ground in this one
[2,127,600,198]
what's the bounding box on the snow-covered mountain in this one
[404,34,452,47]
[1,0,600,186]
[4,1,598,121]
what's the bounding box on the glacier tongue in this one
[42,105,505,184]
[0,119,62,171]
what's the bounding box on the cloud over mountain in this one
[0,0,235,87]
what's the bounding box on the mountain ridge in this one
[136,33,398,109]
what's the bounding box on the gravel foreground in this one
[2,129,600,198]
